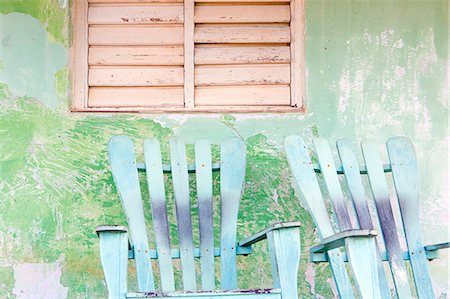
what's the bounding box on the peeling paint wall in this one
[0,0,448,298]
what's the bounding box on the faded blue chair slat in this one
[97,136,301,299]
[285,136,449,299]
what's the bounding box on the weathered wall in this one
[0,0,448,297]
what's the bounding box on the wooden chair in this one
[284,136,448,299]
[97,136,301,299]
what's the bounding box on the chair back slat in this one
[169,138,197,291]
[144,139,175,291]
[219,138,246,290]
[108,136,155,292]
[387,137,434,298]
[336,139,373,230]
[313,138,352,231]
[284,136,355,299]
[362,140,413,298]
[336,139,391,297]
[195,140,215,290]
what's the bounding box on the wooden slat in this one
[195,46,290,65]
[283,136,355,299]
[289,0,305,107]
[108,136,155,292]
[195,64,290,86]
[89,26,184,46]
[220,138,246,290]
[387,137,435,298]
[71,0,89,109]
[89,0,183,3]
[89,46,184,66]
[89,87,183,107]
[88,5,183,24]
[361,140,413,299]
[76,105,303,113]
[336,139,373,230]
[128,290,282,299]
[184,0,195,108]
[195,0,288,2]
[89,67,184,86]
[195,25,290,44]
[195,140,215,290]
[143,139,175,292]
[169,138,197,291]
[194,5,290,23]
[195,85,290,106]
[313,138,353,231]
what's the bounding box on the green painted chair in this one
[284,136,448,298]
[97,136,300,299]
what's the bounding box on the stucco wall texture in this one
[0,0,448,298]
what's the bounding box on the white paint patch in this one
[326,278,339,298]
[394,66,405,78]
[305,263,316,295]
[272,189,279,204]
[13,263,68,299]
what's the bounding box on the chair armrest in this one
[96,225,128,235]
[310,229,378,254]
[238,222,301,247]
[96,225,129,298]
[424,242,449,251]
[96,225,133,257]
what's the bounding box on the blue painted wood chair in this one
[97,136,300,299]
[284,136,449,299]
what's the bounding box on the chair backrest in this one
[108,136,246,293]
[284,136,434,298]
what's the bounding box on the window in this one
[70,0,305,112]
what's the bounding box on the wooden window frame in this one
[70,0,305,113]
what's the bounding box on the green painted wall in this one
[0,0,448,297]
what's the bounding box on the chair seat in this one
[127,288,282,299]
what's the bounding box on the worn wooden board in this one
[108,136,155,291]
[144,139,175,292]
[89,26,184,46]
[71,0,89,109]
[195,85,290,106]
[195,25,290,44]
[195,46,290,65]
[90,0,182,2]
[362,139,413,298]
[195,140,215,290]
[195,64,290,86]
[313,138,352,231]
[169,138,197,290]
[89,67,184,86]
[220,138,246,290]
[89,46,184,66]
[194,5,290,23]
[89,87,183,107]
[184,0,195,108]
[194,0,287,2]
[289,0,305,107]
[387,137,435,298]
[88,4,183,24]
